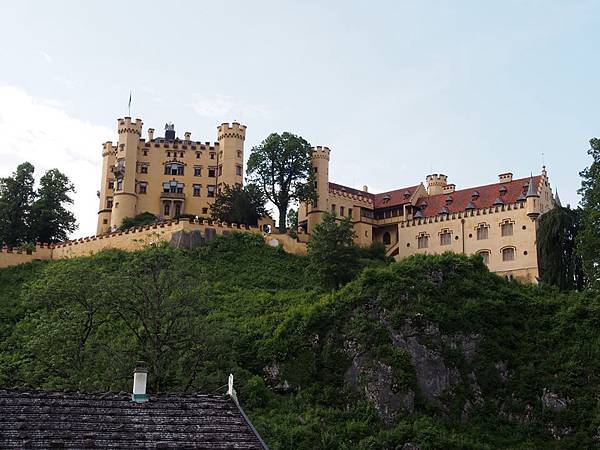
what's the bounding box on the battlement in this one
[117,117,143,135]
[312,146,331,159]
[426,174,448,184]
[102,141,116,156]
[217,122,246,141]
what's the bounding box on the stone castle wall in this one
[0,219,307,269]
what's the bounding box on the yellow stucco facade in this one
[299,147,556,283]
[97,118,246,235]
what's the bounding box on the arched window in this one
[383,232,391,245]
[478,250,490,265]
[502,247,515,261]
[417,233,429,249]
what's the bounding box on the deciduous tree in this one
[209,184,267,226]
[0,163,36,246]
[246,132,316,233]
[577,138,600,289]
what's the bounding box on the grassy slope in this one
[0,234,597,449]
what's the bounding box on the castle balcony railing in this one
[160,192,185,199]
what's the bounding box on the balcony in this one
[160,191,185,199]
[110,165,125,176]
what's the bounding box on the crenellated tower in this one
[109,117,143,230]
[426,174,448,196]
[307,146,331,234]
[217,122,246,190]
[96,140,117,234]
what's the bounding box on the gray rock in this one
[402,443,420,450]
[541,388,571,412]
[189,229,204,248]
[204,228,216,242]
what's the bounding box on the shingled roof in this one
[0,389,269,449]
[415,176,541,218]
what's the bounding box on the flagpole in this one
[128,91,132,117]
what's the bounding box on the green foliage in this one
[246,132,316,232]
[537,206,585,290]
[0,240,598,449]
[306,212,360,290]
[287,208,299,238]
[0,162,35,246]
[0,162,77,245]
[119,212,158,230]
[577,137,600,289]
[28,169,77,243]
[209,184,267,226]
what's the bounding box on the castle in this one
[97,118,246,235]
[0,118,556,283]
[298,147,556,282]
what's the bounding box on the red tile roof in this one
[373,185,421,209]
[328,182,374,201]
[415,176,540,218]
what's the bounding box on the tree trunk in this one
[278,205,287,234]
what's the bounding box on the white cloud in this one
[0,85,112,239]
[192,94,270,119]
[40,51,52,63]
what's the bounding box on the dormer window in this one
[382,194,391,204]
[499,185,507,196]
[445,195,453,205]
[471,191,480,201]
[403,190,411,199]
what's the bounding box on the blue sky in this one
[0,1,598,237]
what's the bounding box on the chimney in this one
[184,131,191,141]
[362,185,369,193]
[498,172,513,183]
[442,184,456,194]
[147,128,155,141]
[132,361,149,402]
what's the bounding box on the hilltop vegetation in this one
[0,234,598,449]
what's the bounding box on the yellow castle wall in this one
[0,245,53,269]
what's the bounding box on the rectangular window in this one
[236,165,242,176]
[165,163,184,176]
[106,197,113,208]
[143,150,148,156]
[314,166,318,173]
[348,208,353,218]
[164,202,170,216]
[331,204,336,214]
[418,235,429,249]
[210,153,215,160]
[477,226,488,240]
[174,202,182,217]
[207,185,216,197]
[502,247,515,261]
[237,150,242,158]
[202,207,208,214]
[140,164,148,174]
[218,165,223,176]
[116,178,123,191]
[193,184,201,196]
[208,167,216,178]
[440,232,451,246]
[501,222,514,237]
[108,180,114,190]
[196,152,201,159]
[138,183,147,194]
[194,167,202,176]
[340,206,345,216]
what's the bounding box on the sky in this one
[0,1,598,238]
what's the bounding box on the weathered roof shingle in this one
[0,389,268,449]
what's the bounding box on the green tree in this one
[287,208,298,237]
[537,206,585,290]
[119,212,158,231]
[577,138,600,289]
[209,184,267,226]
[29,169,77,243]
[0,162,36,246]
[246,132,316,233]
[306,212,360,289]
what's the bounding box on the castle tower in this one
[216,122,246,190]
[109,117,143,230]
[96,140,116,234]
[526,174,541,220]
[426,174,448,196]
[307,146,330,234]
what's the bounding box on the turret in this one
[217,122,246,190]
[426,174,448,196]
[307,146,331,233]
[110,117,142,230]
[96,140,116,234]
[526,174,540,220]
